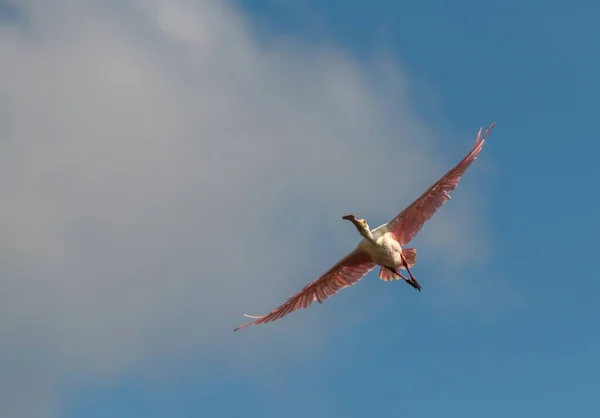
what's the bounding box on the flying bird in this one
[235,123,495,331]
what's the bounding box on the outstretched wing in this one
[234,249,376,331]
[385,123,495,245]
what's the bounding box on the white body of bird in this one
[357,228,403,269]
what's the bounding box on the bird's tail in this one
[399,248,417,270]
[377,248,417,281]
[379,267,399,281]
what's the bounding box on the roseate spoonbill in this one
[234,123,495,331]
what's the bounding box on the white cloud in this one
[0,0,492,416]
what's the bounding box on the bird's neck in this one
[360,228,375,243]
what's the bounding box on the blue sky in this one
[1,0,599,417]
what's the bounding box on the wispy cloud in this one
[0,0,490,416]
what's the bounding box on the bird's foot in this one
[405,277,422,292]
[389,265,422,291]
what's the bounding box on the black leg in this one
[385,265,398,276]
[401,253,416,281]
[386,265,410,281]
[400,253,422,291]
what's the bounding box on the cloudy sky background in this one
[1,0,599,417]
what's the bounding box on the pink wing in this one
[386,123,495,245]
[234,249,376,331]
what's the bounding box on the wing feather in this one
[386,123,495,245]
[234,249,375,331]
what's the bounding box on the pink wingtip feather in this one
[475,122,496,144]
[243,314,264,319]
[483,122,496,137]
[233,314,266,331]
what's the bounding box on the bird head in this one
[342,214,374,240]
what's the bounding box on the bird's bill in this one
[342,214,356,221]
